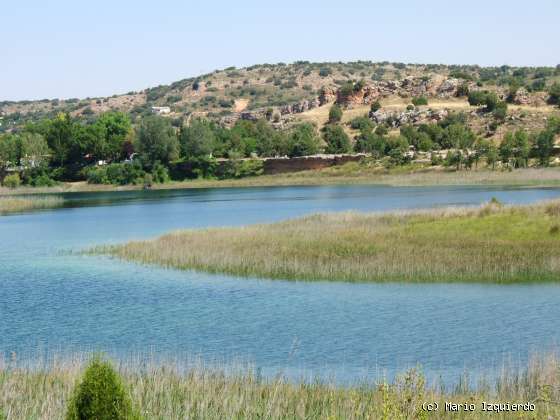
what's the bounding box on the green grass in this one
[1,353,559,419]
[93,200,560,283]
[0,196,64,215]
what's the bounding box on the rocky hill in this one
[1,61,559,133]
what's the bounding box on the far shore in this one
[92,199,560,284]
[3,164,560,198]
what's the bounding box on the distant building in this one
[151,106,171,115]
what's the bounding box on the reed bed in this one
[94,200,560,283]
[1,353,559,419]
[0,196,64,215]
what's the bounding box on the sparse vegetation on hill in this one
[1,61,559,189]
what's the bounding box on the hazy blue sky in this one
[2,0,558,100]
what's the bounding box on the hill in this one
[1,61,559,133]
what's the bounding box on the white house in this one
[151,106,171,115]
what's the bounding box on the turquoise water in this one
[2,184,560,385]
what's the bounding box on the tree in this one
[354,132,386,156]
[328,104,343,124]
[322,124,351,154]
[180,118,216,158]
[0,134,20,169]
[473,138,491,168]
[43,113,75,167]
[286,123,320,157]
[548,82,560,105]
[66,357,139,420]
[94,112,132,161]
[512,130,530,168]
[535,129,555,166]
[135,116,179,170]
[486,144,498,169]
[19,132,50,168]
[499,134,514,167]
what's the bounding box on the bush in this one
[350,116,374,131]
[370,101,381,112]
[322,124,351,154]
[2,173,21,189]
[66,356,139,420]
[548,82,560,105]
[219,159,264,179]
[411,96,428,106]
[87,162,146,185]
[318,67,332,77]
[328,104,343,124]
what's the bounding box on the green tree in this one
[66,356,140,420]
[486,144,498,169]
[94,112,132,161]
[180,118,216,158]
[328,104,343,124]
[548,82,560,105]
[135,116,179,170]
[287,123,321,157]
[535,129,555,166]
[322,124,351,154]
[499,133,514,167]
[512,130,530,168]
[19,132,50,168]
[0,134,20,169]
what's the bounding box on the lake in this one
[2,184,560,386]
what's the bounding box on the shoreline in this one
[3,166,560,197]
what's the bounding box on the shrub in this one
[370,101,381,112]
[548,82,560,105]
[456,83,469,97]
[328,104,343,124]
[322,124,351,154]
[65,356,139,420]
[219,159,264,179]
[151,163,170,183]
[411,96,428,106]
[318,67,332,77]
[350,116,374,131]
[2,173,21,189]
[87,162,146,185]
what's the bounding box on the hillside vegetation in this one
[1,61,560,191]
[2,61,560,128]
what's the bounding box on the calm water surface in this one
[2,184,560,385]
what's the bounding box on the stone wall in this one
[261,154,365,175]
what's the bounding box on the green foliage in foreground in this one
[66,357,140,420]
[97,200,560,283]
[1,354,560,419]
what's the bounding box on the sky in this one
[1,0,559,101]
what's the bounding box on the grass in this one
[93,200,560,283]
[0,196,64,215]
[1,353,559,419]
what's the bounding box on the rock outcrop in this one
[369,108,449,127]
